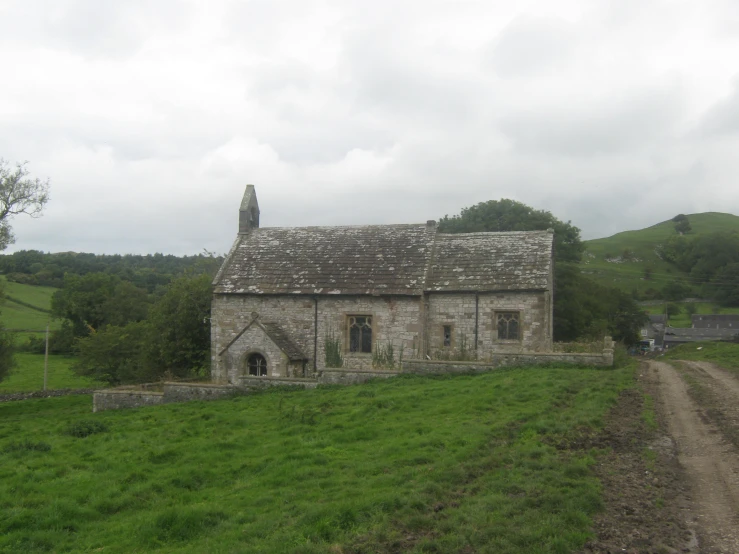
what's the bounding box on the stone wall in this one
[403,349,613,374]
[162,383,242,403]
[212,291,555,383]
[316,296,420,371]
[426,291,552,358]
[212,294,423,380]
[320,369,401,385]
[93,390,164,412]
[239,376,319,389]
[211,295,315,382]
[220,322,291,382]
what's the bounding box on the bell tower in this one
[239,184,260,233]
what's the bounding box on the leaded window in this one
[496,312,520,340]
[348,315,372,353]
[247,353,267,376]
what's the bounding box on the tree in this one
[51,273,150,336]
[145,274,211,377]
[440,198,646,344]
[665,303,682,318]
[439,199,585,263]
[672,214,691,235]
[0,326,15,382]
[0,159,50,250]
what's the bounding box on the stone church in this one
[211,185,554,384]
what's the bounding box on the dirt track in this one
[648,360,739,552]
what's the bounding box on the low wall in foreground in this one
[93,389,164,412]
[403,349,614,374]
[320,369,401,385]
[239,376,319,389]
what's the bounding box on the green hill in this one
[0,277,59,335]
[0,366,632,553]
[580,212,739,296]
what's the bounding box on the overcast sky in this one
[2,0,739,255]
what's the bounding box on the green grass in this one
[0,365,634,553]
[644,302,739,328]
[581,212,739,295]
[0,277,60,339]
[1,277,57,311]
[0,354,100,393]
[661,341,739,374]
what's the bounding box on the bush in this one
[0,324,16,383]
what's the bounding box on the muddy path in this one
[648,360,739,552]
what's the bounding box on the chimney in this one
[239,185,260,233]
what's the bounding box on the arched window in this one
[247,353,267,376]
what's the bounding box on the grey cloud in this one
[499,89,683,156]
[695,79,739,136]
[489,15,577,78]
[0,0,189,59]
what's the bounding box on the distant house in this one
[210,185,555,384]
[691,314,739,329]
[641,314,667,347]
[663,326,739,348]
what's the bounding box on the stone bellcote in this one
[239,185,260,233]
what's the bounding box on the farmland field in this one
[0,354,100,393]
[0,365,634,553]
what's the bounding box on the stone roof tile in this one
[213,225,553,295]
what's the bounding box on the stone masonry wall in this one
[220,323,290,382]
[212,292,552,382]
[427,291,552,359]
[316,296,421,371]
[93,390,164,412]
[320,369,401,385]
[211,295,315,382]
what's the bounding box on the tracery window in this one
[247,353,267,376]
[348,315,372,353]
[496,312,520,340]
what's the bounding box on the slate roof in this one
[691,314,739,329]
[260,322,307,361]
[218,317,307,360]
[663,327,739,343]
[213,224,553,296]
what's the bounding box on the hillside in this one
[0,366,632,553]
[581,212,739,296]
[0,277,59,336]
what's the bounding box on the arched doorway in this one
[246,353,268,376]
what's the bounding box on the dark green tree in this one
[145,274,211,377]
[440,198,646,344]
[672,214,691,235]
[51,273,150,336]
[439,199,585,263]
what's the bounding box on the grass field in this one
[0,277,60,340]
[581,212,739,295]
[0,365,634,553]
[662,341,739,374]
[0,354,100,393]
[644,302,739,328]
[1,277,57,311]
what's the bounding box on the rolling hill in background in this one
[0,277,59,336]
[580,212,739,297]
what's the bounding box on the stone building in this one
[211,186,554,384]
